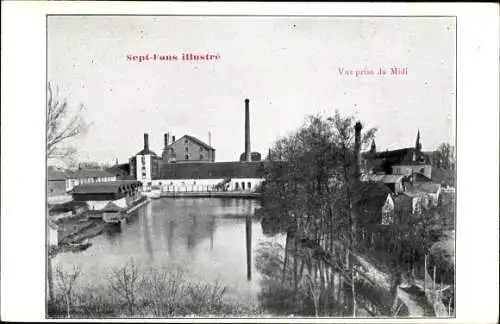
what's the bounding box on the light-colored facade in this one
[136,154,152,183]
[151,177,264,193]
[47,222,59,247]
[65,174,117,192]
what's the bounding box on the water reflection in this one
[53,198,274,306]
[246,216,252,281]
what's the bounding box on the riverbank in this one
[160,191,262,199]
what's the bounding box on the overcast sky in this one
[48,16,456,164]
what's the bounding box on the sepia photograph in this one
[44,15,459,319]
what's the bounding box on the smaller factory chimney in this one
[353,122,362,181]
[164,133,170,148]
[172,135,176,143]
[245,98,251,162]
[208,131,212,146]
[144,133,149,152]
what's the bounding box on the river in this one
[52,198,286,307]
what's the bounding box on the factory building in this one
[162,133,215,163]
[128,98,265,192]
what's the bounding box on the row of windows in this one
[183,154,204,160]
[66,176,115,188]
[155,181,253,189]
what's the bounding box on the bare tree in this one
[435,143,455,170]
[108,259,141,316]
[55,264,81,318]
[47,82,90,160]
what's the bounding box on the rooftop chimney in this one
[164,133,169,148]
[245,98,251,162]
[172,135,176,143]
[353,122,362,181]
[144,133,149,152]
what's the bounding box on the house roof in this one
[158,161,268,179]
[366,147,431,165]
[72,180,142,194]
[167,134,215,151]
[101,200,127,212]
[413,172,433,182]
[353,181,392,206]
[363,174,405,183]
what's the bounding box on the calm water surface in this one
[53,198,285,304]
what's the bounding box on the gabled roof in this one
[413,172,433,182]
[72,180,142,194]
[353,181,392,206]
[101,199,127,212]
[168,135,215,151]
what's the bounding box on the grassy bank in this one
[48,261,263,318]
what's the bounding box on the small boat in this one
[68,239,92,251]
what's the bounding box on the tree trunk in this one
[293,237,298,292]
[351,267,357,317]
[282,231,290,286]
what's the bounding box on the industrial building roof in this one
[72,180,142,194]
[167,134,215,151]
[158,161,269,179]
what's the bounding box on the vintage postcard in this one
[1,2,498,323]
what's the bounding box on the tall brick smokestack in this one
[144,133,149,152]
[354,122,362,181]
[245,98,251,162]
[164,133,169,148]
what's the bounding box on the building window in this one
[185,147,189,152]
[185,155,189,160]
[185,139,189,144]
[248,182,252,189]
[241,182,245,190]
[420,168,425,173]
